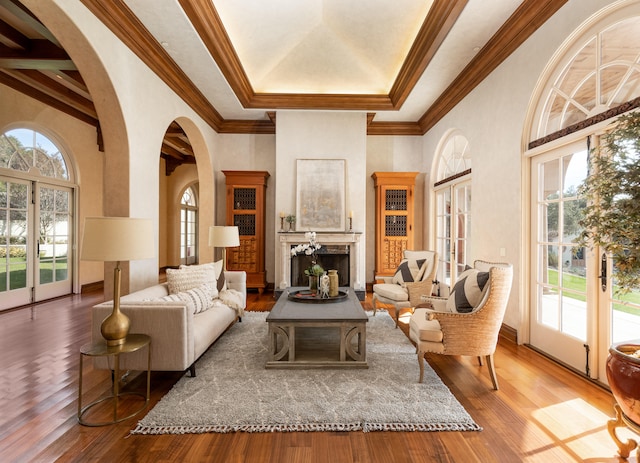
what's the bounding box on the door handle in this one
[599,253,607,292]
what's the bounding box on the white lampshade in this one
[208,226,240,248]
[81,217,155,262]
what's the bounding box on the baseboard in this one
[499,323,517,344]
[81,280,103,293]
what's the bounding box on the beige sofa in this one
[91,270,246,376]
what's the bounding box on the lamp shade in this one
[81,217,155,262]
[208,226,240,247]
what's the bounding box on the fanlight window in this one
[0,128,69,180]
[437,132,471,182]
[535,16,640,139]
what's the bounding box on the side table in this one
[78,333,151,426]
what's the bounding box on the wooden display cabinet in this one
[372,172,418,280]
[223,170,270,294]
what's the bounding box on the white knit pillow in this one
[158,283,213,314]
[168,262,217,295]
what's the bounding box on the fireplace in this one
[277,232,364,299]
[290,245,350,287]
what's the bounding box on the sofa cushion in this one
[392,258,427,287]
[158,283,214,314]
[446,268,490,313]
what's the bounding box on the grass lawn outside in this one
[547,268,640,316]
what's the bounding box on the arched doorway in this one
[525,4,640,381]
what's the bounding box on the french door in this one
[435,179,471,289]
[0,177,72,310]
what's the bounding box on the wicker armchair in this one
[409,260,513,390]
[372,250,438,328]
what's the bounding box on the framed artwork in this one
[296,159,345,232]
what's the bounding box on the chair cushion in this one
[446,268,490,313]
[392,258,427,286]
[372,283,409,302]
[409,308,443,343]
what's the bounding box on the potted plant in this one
[577,110,640,431]
[285,214,296,232]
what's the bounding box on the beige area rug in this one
[131,310,482,434]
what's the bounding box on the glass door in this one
[435,179,471,289]
[530,141,595,375]
[0,179,72,310]
[35,183,72,302]
[0,177,32,310]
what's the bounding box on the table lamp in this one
[209,226,240,270]
[81,217,155,346]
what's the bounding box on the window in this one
[180,186,197,265]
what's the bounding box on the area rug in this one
[131,311,481,434]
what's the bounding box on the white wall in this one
[275,111,367,290]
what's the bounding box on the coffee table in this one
[266,287,368,369]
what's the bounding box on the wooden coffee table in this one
[266,288,368,369]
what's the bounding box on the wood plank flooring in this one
[0,289,637,462]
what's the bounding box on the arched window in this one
[1,128,70,180]
[433,131,471,287]
[180,185,198,265]
[0,127,74,310]
[531,15,640,142]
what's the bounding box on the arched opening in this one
[525,2,640,381]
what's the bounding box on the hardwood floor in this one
[0,289,636,462]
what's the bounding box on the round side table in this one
[77,333,151,426]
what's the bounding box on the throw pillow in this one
[158,283,213,314]
[168,262,216,294]
[446,268,490,313]
[392,258,427,286]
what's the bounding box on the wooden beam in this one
[0,18,29,49]
[0,40,75,70]
[0,70,98,126]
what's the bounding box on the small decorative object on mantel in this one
[279,211,285,232]
[285,214,296,232]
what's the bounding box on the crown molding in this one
[418,0,568,133]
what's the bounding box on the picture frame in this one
[295,159,346,232]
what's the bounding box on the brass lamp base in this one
[101,263,130,346]
[101,314,130,346]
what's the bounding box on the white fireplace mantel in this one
[278,232,363,291]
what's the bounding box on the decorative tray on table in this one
[287,290,349,304]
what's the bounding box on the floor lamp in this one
[209,226,240,271]
[81,217,155,346]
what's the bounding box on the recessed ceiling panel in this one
[213,0,433,94]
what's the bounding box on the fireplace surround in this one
[278,232,363,299]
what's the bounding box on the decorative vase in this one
[606,340,640,425]
[320,272,330,298]
[328,269,339,297]
[309,275,318,293]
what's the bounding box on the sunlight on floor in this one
[530,398,639,461]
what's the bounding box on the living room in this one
[2,0,640,461]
